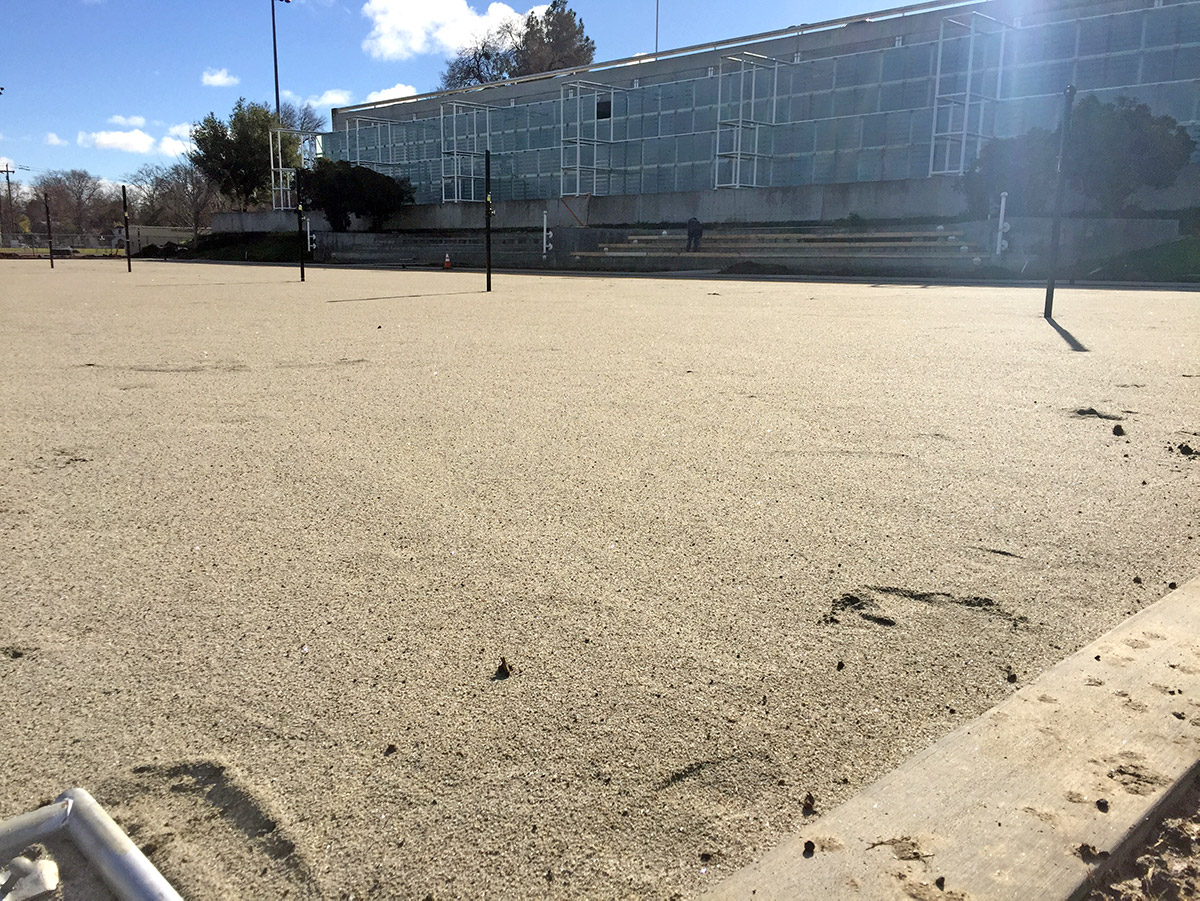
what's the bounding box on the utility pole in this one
[1,164,14,247]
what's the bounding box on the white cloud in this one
[365,82,419,102]
[202,67,240,87]
[77,129,157,153]
[166,123,193,139]
[0,156,14,170]
[280,87,351,108]
[360,0,544,61]
[108,114,146,128]
[45,133,68,146]
[159,136,194,156]
[306,89,354,108]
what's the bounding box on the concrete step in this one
[573,246,986,259]
[627,231,964,243]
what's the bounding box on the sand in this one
[1,260,1197,899]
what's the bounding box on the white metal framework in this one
[440,101,493,203]
[270,128,322,210]
[343,115,396,166]
[560,82,620,197]
[929,11,1010,176]
[715,53,784,189]
[307,0,1200,206]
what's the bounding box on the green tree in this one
[512,0,595,77]
[190,99,294,210]
[961,95,1197,217]
[1067,95,1196,213]
[958,128,1059,217]
[439,1,594,90]
[300,159,414,232]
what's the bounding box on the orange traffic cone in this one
[443,253,451,269]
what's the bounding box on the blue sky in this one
[2,0,872,184]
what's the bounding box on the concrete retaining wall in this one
[308,217,1180,275]
[214,176,965,234]
[962,217,1180,273]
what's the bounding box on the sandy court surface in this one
[1,259,1197,899]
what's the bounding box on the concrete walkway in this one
[706,576,1200,900]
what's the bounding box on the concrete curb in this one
[704,577,1200,901]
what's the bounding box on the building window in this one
[597,99,612,119]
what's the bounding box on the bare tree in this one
[127,164,173,225]
[438,5,597,91]
[34,169,108,234]
[440,20,523,90]
[162,161,218,238]
[124,161,218,237]
[280,102,326,133]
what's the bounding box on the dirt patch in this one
[821,586,1028,628]
[1087,772,1200,900]
[1074,407,1126,421]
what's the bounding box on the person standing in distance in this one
[686,217,703,252]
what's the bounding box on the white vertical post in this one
[959,15,977,175]
[542,210,548,259]
[996,191,1008,255]
[715,60,723,188]
[930,18,947,176]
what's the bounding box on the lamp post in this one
[655,0,660,58]
[271,0,290,120]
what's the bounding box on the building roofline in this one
[332,0,984,118]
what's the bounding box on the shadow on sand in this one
[327,291,483,304]
[1046,316,1089,352]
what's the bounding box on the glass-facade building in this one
[311,0,1200,209]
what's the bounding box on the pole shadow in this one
[327,291,483,304]
[1046,316,1089,352]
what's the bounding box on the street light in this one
[271,0,291,120]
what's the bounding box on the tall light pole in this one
[271,0,290,120]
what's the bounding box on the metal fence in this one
[0,234,126,256]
